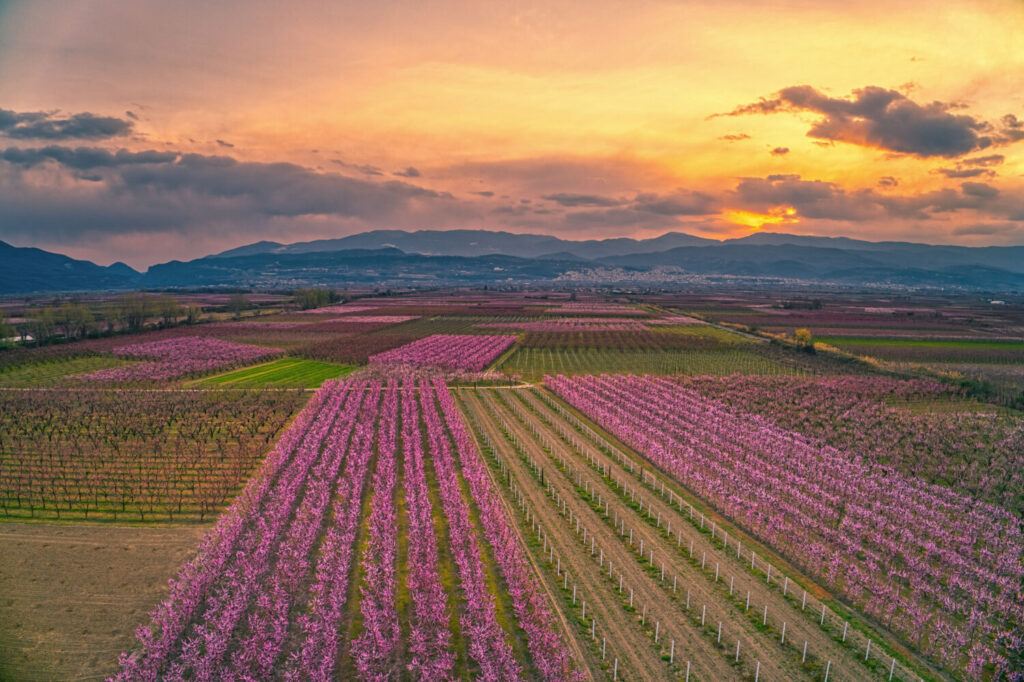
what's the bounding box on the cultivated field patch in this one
[0,388,306,522]
[194,357,355,388]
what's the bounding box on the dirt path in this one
[520,386,933,682]
[466,389,739,681]
[0,522,210,681]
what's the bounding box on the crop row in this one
[547,374,1024,679]
[114,377,578,680]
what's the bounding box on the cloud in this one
[1,146,178,169]
[541,192,623,207]
[125,111,139,121]
[113,153,453,217]
[0,107,134,140]
[716,85,1023,158]
[962,154,1004,167]
[471,190,494,197]
[330,159,384,175]
[770,146,789,156]
[719,133,750,142]
[878,176,899,188]
[935,167,994,179]
[935,152,1006,179]
[561,207,681,230]
[730,173,1005,222]
[951,223,1017,236]
[632,190,718,216]
[999,114,1024,142]
[0,147,472,262]
[393,166,420,177]
[216,139,235,148]
[960,181,999,199]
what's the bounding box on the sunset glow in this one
[0,0,1021,267]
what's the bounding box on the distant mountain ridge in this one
[206,229,1024,275]
[204,229,716,260]
[0,240,140,294]
[2,230,1024,293]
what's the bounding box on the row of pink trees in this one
[546,373,1023,679]
[115,376,577,680]
[401,382,457,678]
[370,334,516,371]
[352,381,402,678]
[680,374,1024,515]
[76,336,280,382]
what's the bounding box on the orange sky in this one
[0,0,1022,267]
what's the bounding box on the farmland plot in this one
[459,386,937,682]
[547,374,1024,680]
[112,377,578,680]
[0,388,305,522]
[498,347,796,381]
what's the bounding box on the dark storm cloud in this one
[393,166,421,177]
[1,145,178,169]
[716,86,1023,158]
[541,192,623,207]
[0,107,134,140]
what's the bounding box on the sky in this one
[0,0,1022,269]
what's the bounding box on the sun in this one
[721,206,799,231]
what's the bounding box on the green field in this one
[497,346,799,380]
[194,357,356,387]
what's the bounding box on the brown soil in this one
[0,521,208,681]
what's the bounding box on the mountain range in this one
[3,229,1024,293]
